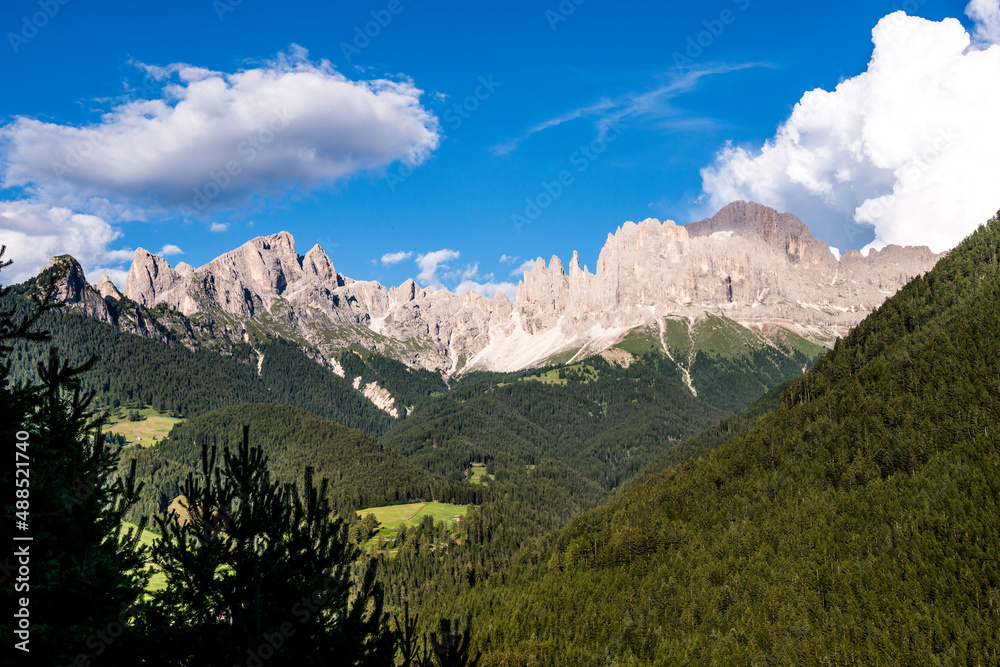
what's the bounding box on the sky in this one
[1,0,999,296]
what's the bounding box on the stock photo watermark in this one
[386,75,501,192]
[340,0,412,64]
[512,120,627,232]
[13,429,32,653]
[7,0,71,54]
[179,108,290,218]
[545,0,587,31]
[672,0,751,69]
[51,72,184,179]
[236,573,349,667]
[853,126,960,238]
[61,594,142,667]
[214,0,244,21]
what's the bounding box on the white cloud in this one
[967,0,1000,46]
[510,259,536,278]
[158,244,183,257]
[380,250,413,266]
[210,222,228,232]
[411,250,515,299]
[0,199,131,284]
[0,47,440,217]
[499,254,519,264]
[455,279,518,301]
[415,249,460,288]
[700,11,1000,253]
[443,262,481,282]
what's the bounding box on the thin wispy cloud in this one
[491,63,767,156]
[491,99,617,156]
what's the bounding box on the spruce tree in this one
[0,248,149,665]
[140,426,395,665]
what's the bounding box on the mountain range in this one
[38,201,941,420]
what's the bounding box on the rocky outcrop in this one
[96,275,122,302]
[353,376,399,418]
[44,256,117,324]
[123,249,183,308]
[67,202,943,375]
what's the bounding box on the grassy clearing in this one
[691,314,760,358]
[519,363,599,385]
[772,327,831,359]
[106,407,184,447]
[519,368,569,385]
[357,502,469,552]
[467,463,492,485]
[357,501,468,529]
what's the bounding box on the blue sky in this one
[1,0,997,294]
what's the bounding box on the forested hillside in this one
[1,283,434,434]
[385,357,725,489]
[120,403,486,523]
[370,359,791,644]
[457,213,1000,665]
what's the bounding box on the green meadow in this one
[106,407,184,447]
[356,502,469,553]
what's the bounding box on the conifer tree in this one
[0,249,149,665]
[141,426,395,665]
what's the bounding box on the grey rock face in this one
[123,249,183,308]
[80,202,944,373]
[96,275,123,302]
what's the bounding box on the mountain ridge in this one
[36,202,941,380]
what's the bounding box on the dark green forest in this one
[122,403,487,524]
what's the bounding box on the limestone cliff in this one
[67,202,944,374]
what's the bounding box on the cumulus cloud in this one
[416,249,460,288]
[210,222,228,232]
[0,47,440,217]
[412,250,516,299]
[380,250,413,266]
[158,244,183,257]
[0,199,131,285]
[510,259,536,278]
[700,11,1000,253]
[967,0,1000,46]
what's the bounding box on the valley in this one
[4,3,999,664]
[6,203,999,666]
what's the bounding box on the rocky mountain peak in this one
[96,275,122,301]
[45,255,88,304]
[252,231,296,255]
[56,202,944,376]
[686,200,834,268]
[123,249,182,308]
[303,244,336,282]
